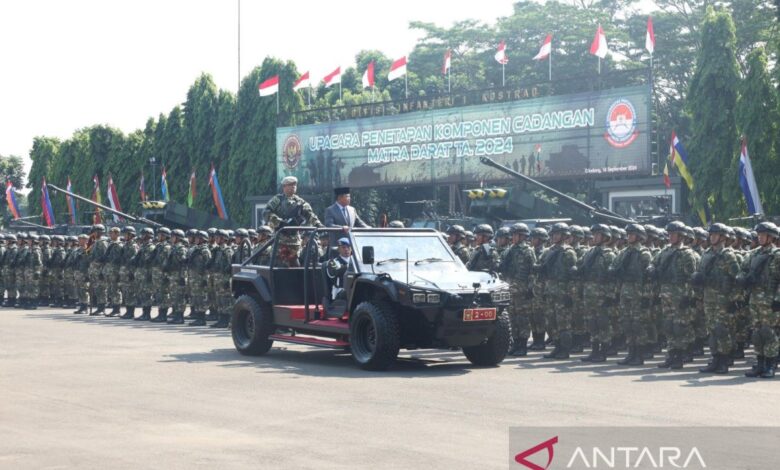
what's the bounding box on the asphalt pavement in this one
[1,307,779,469]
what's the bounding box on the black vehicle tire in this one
[463,310,510,367]
[349,301,400,371]
[231,295,274,356]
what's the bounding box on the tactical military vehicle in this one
[230,227,511,371]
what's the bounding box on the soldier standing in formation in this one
[446,225,471,264]
[536,223,577,359]
[466,224,500,272]
[498,223,535,356]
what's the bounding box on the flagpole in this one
[276,90,279,114]
[502,63,505,87]
[448,67,451,93]
[404,74,408,99]
[598,57,601,75]
[339,82,342,102]
[307,86,311,108]
[548,53,552,81]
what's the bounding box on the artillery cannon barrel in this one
[48,184,163,228]
[478,156,635,225]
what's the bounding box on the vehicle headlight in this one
[427,293,440,303]
[412,293,427,303]
[491,290,511,302]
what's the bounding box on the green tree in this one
[686,6,741,218]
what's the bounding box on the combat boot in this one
[627,345,645,366]
[528,332,546,351]
[669,349,684,370]
[27,299,38,310]
[603,339,619,357]
[106,305,121,317]
[210,314,230,328]
[581,342,598,362]
[745,356,766,378]
[730,343,745,360]
[167,310,184,325]
[590,343,607,363]
[188,311,206,327]
[617,346,637,366]
[14,298,24,309]
[119,306,135,320]
[642,345,654,360]
[73,303,87,314]
[205,309,218,322]
[543,342,560,359]
[699,354,721,374]
[760,357,776,379]
[570,334,584,354]
[135,306,152,321]
[90,304,105,316]
[151,307,168,323]
[692,338,705,357]
[511,337,528,357]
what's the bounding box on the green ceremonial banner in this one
[276,85,651,191]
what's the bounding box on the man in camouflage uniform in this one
[15,234,30,308]
[134,228,157,321]
[62,236,78,308]
[165,229,189,324]
[73,234,91,314]
[692,223,740,374]
[39,235,52,306]
[499,223,536,356]
[465,231,476,250]
[2,234,18,307]
[739,222,780,378]
[102,227,124,316]
[209,230,234,328]
[187,230,213,326]
[205,228,218,320]
[150,227,172,323]
[568,225,588,352]
[233,228,253,264]
[0,234,5,303]
[609,224,652,365]
[446,225,471,264]
[466,224,500,272]
[602,225,624,355]
[88,224,109,315]
[117,227,139,319]
[24,234,43,310]
[48,235,67,307]
[528,227,549,350]
[495,227,512,258]
[580,224,617,363]
[649,221,697,369]
[729,227,752,360]
[263,176,323,268]
[536,223,577,359]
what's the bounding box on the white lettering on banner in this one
[566,447,707,469]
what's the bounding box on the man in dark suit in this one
[324,187,369,231]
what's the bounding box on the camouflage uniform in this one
[25,240,43,307]
[166,237,189,321]
[579,242,616,362]
[49,239,67,306]
[740,237,780,377]
[466,244,500,272]
[611,240,652,364]
[117,234,140,318]
[2,240,18,304]
[652,241,697,368]
[452,242,471,264]
[499,236,536,354]
[134,236,157,320]
[529,239,548,349]
[89,234,109,310]
[187,238,212,318]
[211,239,234,326]
[74,241,91,310]
[264,193,323,266]
[62,240,78,306]
[570,242,588,350]
[16,241,30,305]
[0,238,5,300]
[536,235,577,358]
[151,238,172,316]
[731,247,752,356]
[102,236,124,312]
[40,239,52,303]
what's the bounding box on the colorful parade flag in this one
[208,165,228,220]
[160,167,170,202]
[646,17,656,55]
[494,40,508,64]
[323,67,341,87]
[533,35,552,60]
[188,170,196,208]
[106,175,123,223]
[41,177,55,227]
[739,138,763,215]
[388,56,407,81]
[139,173,147,201]
[66,177,77,224]
[92,175,103,224]
[663,161,671,189]
[669,132,694,190]
[5,180,21,220]
[362,61,375,89]
[443,49,451,75]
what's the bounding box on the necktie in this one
[343,207,350,226]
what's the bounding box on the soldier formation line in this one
[3,177,780,379]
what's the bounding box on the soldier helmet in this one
[708,223,728,234]
[247,229,258,238]
[665,221,686,233]
[216,229,228,238]
[530,227,549,240]
[388,220,405,228]
[750,230,758,241]
[67,235,78,242]
[235,228,249,237]
[464,230,475,241]
[197,230,209,239]
[446,224,466,236]
[722,226,735,238]
[609,225,620,238]
[140,227,154,237]
[5,234,16,241]
[52,235,64,243]
[123,226,137,234]
[569,225,584,238]
[40,234,51,242]
[92,224,106,233]
[186,228,198,237]
[78,234,88,240]
[549,222,570,236]
[582,226,593,239]
[29,234,39,242]
[625,223,647,238]
[281,176,298,186]
[157,227,171,237]
[172,229,185,238]
[510,222,530,236]
[617,228,627,240]
[257,225,273,235]
[109,226,121,233]
[496,226,511,238]
[693,227,708,241]
[207,228,217,236]
[590,224,611,237]
[754,221,779,238]
[474,224,494,237]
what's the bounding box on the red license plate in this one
[463,308,497,322]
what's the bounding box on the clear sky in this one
[0,0,516,178]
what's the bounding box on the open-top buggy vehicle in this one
[230,227,511,370]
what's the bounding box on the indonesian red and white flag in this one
[533,35,552,60]
[590,24,608,58]
[293,71,310,91]
[442,49,451,75]
[106,175,123,223]
[323,67,341,87]
[388,56,407,81]
[494,40,508,64]
[258,75,279,96]
[646,17,656,55]
[362,61,375,88]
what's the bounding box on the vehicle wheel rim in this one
[352,314,377,363]
[234,309,254,347]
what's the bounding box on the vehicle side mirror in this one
[361,246,374,265]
